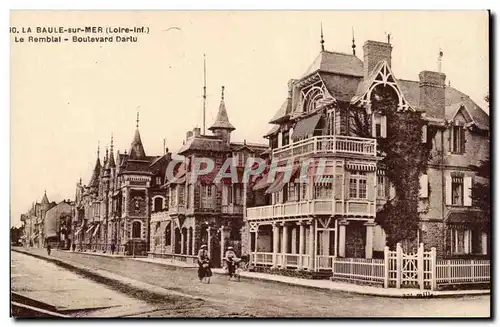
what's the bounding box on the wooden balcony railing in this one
[273,135,376,160]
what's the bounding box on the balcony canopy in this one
[292,113,322,141]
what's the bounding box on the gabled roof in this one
[302,51,364,78]
[398,79,489,130]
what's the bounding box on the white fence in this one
[251,243,490,290]
[332,243,490,290]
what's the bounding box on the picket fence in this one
[330,243,490,290]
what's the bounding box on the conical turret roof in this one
[129,128,146,159]
[41,191,49,205]
[209,86,235,131]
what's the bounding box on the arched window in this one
[165,225,171,246]
[154,197,163,212]
[303,86,324,112]
[132,221,141,238]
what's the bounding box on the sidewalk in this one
[136,256,490,298]
[62,249,126,258]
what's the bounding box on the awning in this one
[253,171,272,191]
[292,113,322,141]
[446,211,489,228]
[92,223,100,237]
[345,162,377,172]
[265,164,300,194]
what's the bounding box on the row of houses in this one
[20,36,490,280]
[20,192,74,249]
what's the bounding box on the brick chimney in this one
[193,127,201,137]
[363,40,392,79]
[419,71,446,118]
[186,130,193,141]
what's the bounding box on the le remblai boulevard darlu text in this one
[10,25,149,43]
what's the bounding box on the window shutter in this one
[464,230,470,254]
[461,128,466,153]
[445,175,452,205]
[421,125,427,144]
[381,116,387,138]
[419,174,428,198]
[463,176,472,206]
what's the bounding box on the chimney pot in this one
[193,127,201,137]
[186,131,193,141]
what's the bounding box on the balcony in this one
[221,204,244,215]
[246,199,375,221]
[273,135,377,160]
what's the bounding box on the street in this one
[11,248,491,317]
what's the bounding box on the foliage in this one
[469,157,490,225]
[360,86,432,249]
[253,266,316,279]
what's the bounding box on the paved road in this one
[13,248,491,317]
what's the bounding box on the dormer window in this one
[451,125,466,154]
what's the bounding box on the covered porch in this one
[248,217,381,272]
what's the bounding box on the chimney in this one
[193,127,201,137]
[419,71,446,118]
[363,40,392,79]
[186,130,193,141]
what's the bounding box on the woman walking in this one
[197,244,212,283]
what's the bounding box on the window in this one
[377,174,386,198]
[313,175,333,199]
[288,183,297,202]
[349,171,367,199]
[452,177,463,206]
[202,185,214,209]
[186,185,191,208]
[170,186,176,206]
[132,221,141,238]
[327,110,335,135]
[153,197,163,212]
[450,228,472,255]
[270,137,278,149]
[156,177,161,185]
[375,124,381,138]
[451,125,466,153]
[178,186,185,205]
[282,130,290,147]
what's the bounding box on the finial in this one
[79,177,82,185]
[438,48,443,73]
[320,22,325,51]
[105,146,109,159]
[351,27,356,56]
[385,32,391,44]
[448,80,451,87]
[136,112,139,128]
[110,133,114,152]
[97,141,100,158]
[44,189,46,195]
[221,86,225,100]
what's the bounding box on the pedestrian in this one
[46,243,51,256]
[224,246,237,279]
[197,244,212,283]
[72,243,76,252]
[111,243,116,255]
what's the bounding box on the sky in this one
[10,10,489,227]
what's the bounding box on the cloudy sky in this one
[10,10,489,226]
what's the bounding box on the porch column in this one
[170,223,175,254]
[308,220,314,270]
[191,225,196,255]
[365,222,375,259]
[272,223,280,268]
[291,227,297,254]
[220,226,231,267]
[298,222,305,269]
[281,223,289,268]
[338,220,349,258]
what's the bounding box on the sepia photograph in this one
[10,10,491,318]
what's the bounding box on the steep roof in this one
[129,129,146,159]
[41,191,49,205]
[88,157,101,187]
[398,79,489,130]
[302,51,364,78]
[209,88,235,131]
[178,136,231,155]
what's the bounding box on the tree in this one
[469,157,490,224]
